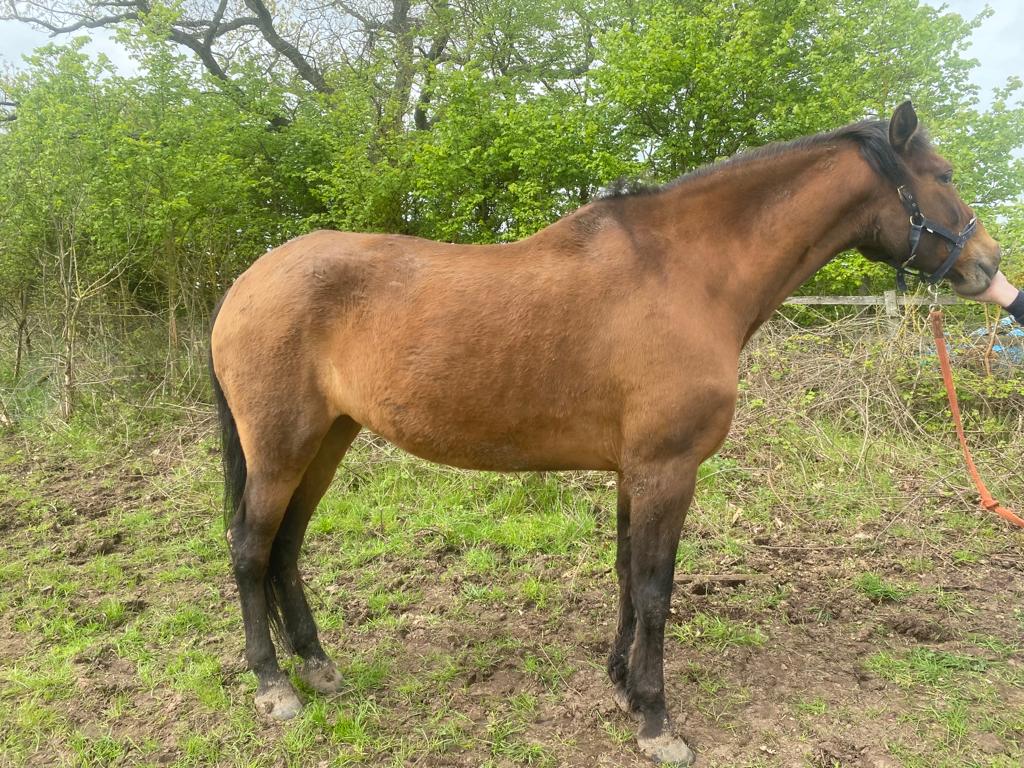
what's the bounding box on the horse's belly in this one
[386,435,616,472]
[358,400,617,472]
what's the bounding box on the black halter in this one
[893,184,977,292]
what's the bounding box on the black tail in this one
[209,297,246,532]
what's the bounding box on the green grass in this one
[792,696,828,717]
[853,571,911,603]
[866,648,990,687]
[863,643,1023,766]
[932,587,975,617]
[683,664,754,723]
[669,611,766,650]
[523,645,573,691]
[3,347,1024,768]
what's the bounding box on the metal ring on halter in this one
[892,182,977,292]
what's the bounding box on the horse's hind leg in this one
[268,416,361,693]
[230,469,307,720]
[227,403,339,720]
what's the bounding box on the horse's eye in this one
[939,171,953,185]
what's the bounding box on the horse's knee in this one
[229,522,277,583]
[634,582,671,627]
[231,477,296,562]
[232,555,269,599]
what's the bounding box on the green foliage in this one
[0,43,116,289]
[593,0,992,171]
[1,0,1023,402]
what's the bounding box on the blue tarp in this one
[969,317,1024,363]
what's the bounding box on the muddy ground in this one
[2,414,1023,768]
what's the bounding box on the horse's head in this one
[859,101,1001,297]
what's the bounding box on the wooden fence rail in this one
[783,290,961,316]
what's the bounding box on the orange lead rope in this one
[929,308,1024,529]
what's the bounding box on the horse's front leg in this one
[622,457,697,765]
[608,478,635,713]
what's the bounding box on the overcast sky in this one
[1,1,1022,106]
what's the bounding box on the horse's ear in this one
[889,100,919,153]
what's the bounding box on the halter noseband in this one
[893,184,977,292]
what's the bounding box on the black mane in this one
[598,119,930,199]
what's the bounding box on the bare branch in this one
[332,1,381,31]
[169,27,230,81]
[242,0,332,92]
[176,17,259,33]
[3,0,329,93]
[1,8,138,34]
[206,0,230,42]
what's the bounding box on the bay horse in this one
[209,102,999,764]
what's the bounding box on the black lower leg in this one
[627,573,674,736]
[231,518,286,688]
[267,416,357,664]
[268,491,331,662]
[624,465,695,741]
[270,550,328,661]
[608,481,634,694]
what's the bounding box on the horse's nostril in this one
[986,247,1002,277]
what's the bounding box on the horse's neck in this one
[664,144,880,343]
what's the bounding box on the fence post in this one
[883,290,899,317]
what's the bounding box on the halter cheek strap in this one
[894,185,977,292]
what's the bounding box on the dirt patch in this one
[73,643,140,696]
[67,530,124,563]
[3,431,1024,768]
[809,740,873,767]
[885,612,952,642]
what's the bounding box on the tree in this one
[0,43,123,415]
[2,0,331,93]
[591,0,1023,293]
[1,0,1023,414]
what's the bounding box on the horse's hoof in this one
[255,680,303,720]
[638,732,696,766]
[299,659,345,693]
[613,686,641,721]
